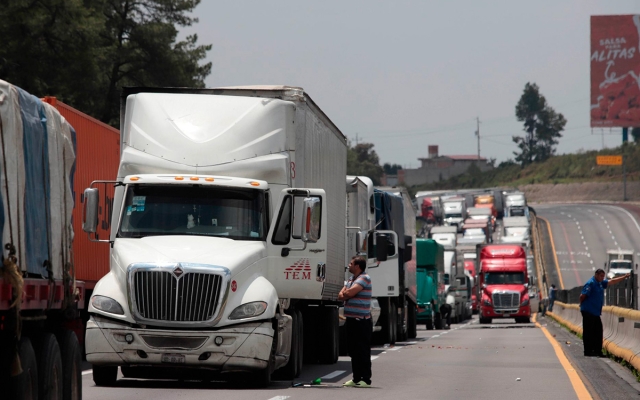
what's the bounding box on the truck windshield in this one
[446,213,462,218]
[610,261,631,270]
[484,272,525,284]
[117,184,267,240]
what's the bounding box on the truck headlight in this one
[229,301,267,320]
[520,298,530,306]
[91,295,125,315]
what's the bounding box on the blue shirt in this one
[580,276,608,316]
[344,273,372,319]
[549,287,557,300]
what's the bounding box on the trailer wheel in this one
[92,365,117,386]
[57,330,82,400]
[36,333,63,400]
[407,301,417,339]
[434,312,443,330]
[17,337,38,400]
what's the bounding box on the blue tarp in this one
[373,189,405,249]
[18,88,51,277]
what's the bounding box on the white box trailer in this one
[84,86,348,386]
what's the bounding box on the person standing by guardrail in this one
[580,269,630,357]
[548,284,557,312]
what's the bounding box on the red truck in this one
[421,198,436,224]
[477,244,531,324]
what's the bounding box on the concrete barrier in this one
[548,302,640,371]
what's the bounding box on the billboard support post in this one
[624,155,628,201]
[623,127,629,143]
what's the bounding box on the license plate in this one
[161,354,185,364]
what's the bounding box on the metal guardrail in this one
[556,273,637,309]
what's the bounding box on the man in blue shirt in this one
[580,269,629,357]
[548,284,557,312]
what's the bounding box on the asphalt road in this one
[82,317,584,400]
[535,204,640,290]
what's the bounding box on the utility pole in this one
[355,133,360,145]
[475,117,481,159]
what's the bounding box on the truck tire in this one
[407,301,417,339]
[389,299,397,344]
[17,337,38,400]
[434,312,443,330]
[426,320,434,330]
[273,309,300,379]
[397,298,408,342]
[35,333,63,400]
[92,365,117,386]
[479,317,492,324]
[295,309,304,374]
[57,330,82,400]
[319,307,339,364]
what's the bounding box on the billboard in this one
[591,15,640,127]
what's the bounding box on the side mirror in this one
[356,231,368,254]
[83,188,99,233]
[301,197,321,243]
[376,234,389,262]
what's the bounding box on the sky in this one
[180,0,640,167]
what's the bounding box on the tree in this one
[513,83,567,166]
[0,0,211,126]
[347,143,384,185]
[383,163,403,175]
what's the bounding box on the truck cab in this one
[477,245,531,324]
[606,249,636,279]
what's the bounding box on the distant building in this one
[398,145,493,186]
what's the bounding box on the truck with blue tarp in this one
[369,188,417,343]
[416,239,446,330]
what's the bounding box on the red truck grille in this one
[492,292,520,309]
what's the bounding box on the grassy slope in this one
[411,143,640,193]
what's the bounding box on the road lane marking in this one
[538,216,565,289]
[533,314,592,399]
[371,356,379,360]
[604,205,640,235]
[268,396,290,400]
[560,221,582,286]
[320,370,346,379]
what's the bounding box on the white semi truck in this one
[606,249,636,279]
[429,226,465,323]
[83,86,378,386]
[442,197,466,232]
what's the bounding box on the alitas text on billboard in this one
[591,15,640,128]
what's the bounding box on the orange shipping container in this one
[42,97,120,289]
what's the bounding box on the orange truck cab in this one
[477,244,531,324]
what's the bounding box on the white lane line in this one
[583,241,587,245]
[603,205,640,235]
[82,370,93,376]
[387,347,401,351]
[320,370,346,379]
[371,356,379,361]
[590,260,594,264]
[581,236,584,240]
[612,236,616,240]
[406,341,418,345]
[586,246,589,251]
[615,242,618,246]
[268,396,290,400]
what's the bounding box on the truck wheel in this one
[35,333,63,400]
[273,309,299,379]
[479,317,492,324]
[434,313,443,330]
[92,365,117,387]
[389,299,397,344]
[321,307,339,364]
[57,330,82,400]
[426,320,434,330]
[397,299,408,342]
[407,301,417,339]
[295,309,304,374]
[17,337,38,400]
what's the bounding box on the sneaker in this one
[343,380,357,387]
[355,381,372,388]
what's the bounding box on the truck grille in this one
[133,270,223,322]
[492,292,520,309]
